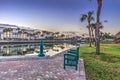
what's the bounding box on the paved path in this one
[0,53,86,80]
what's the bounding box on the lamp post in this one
[38,40,45,57]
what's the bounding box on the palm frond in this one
[99,25,104,29]
[80,14,87,22]
[99,22,104,29]
[86,25,89,28]
[90,23,96,29]
[88,11,94,16]
[91,17,94,21]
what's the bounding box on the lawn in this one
[80,44,120,80]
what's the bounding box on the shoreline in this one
[0,39,80,44]
[0,48,70,62]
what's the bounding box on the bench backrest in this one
[67,47,79,60]
[64,47,80,70]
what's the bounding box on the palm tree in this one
[45,31,52,39]
[35,31,41,35]
[3,28,8,40]
[54,32,60,38]
[91,23,103,37]
[22,31,28,40]
[42,30,47,34]
[100,31,104,41]
[86,24,95,42]
[16,28,21,40]
[89,0,102,54]
[9,28,13,40]
[80,11,94,47]
[28,33,33,40]
[90,23,96,43]
[41,30,47,37]
[95,0,102,54]
[21,29,26,40]
[25,32,29,40]
[34,31,41,40]
[18,30,22,40]
[90,23,103,46]
[3,28,13,40]
[60,34,65,38]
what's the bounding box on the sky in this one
[0,0,120,34]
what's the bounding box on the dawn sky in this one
[0,0,120,34]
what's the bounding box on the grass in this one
[80,43,120,80]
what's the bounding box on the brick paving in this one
[0,53,86,80]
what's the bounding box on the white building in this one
[0,24,53,40]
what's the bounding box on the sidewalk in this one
[0,53,86,80]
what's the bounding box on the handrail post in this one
[38,40,45,57]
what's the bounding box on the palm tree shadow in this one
[81,52,120,63]
[100,53,120,63]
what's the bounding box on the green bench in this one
[64,47,80,70]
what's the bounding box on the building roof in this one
[0,24,19,28]
[115,32,120,36]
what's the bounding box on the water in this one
[0,43,75,56]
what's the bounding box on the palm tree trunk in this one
[5,32,7,40]
[7,32,8,40]
[91,29,94,43]
[88,27,92,47]
[9,32,10,40]
[94,29,96,47]
[96,0,102,55]
[88,23,92,47]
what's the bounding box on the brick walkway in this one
[0,53,86,80]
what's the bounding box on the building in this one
[0,24,19,40]
[0,24,52,40]
[115,32,120,39]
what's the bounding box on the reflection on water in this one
[0,43,74,56]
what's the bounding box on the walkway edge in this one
[79,59,86,80]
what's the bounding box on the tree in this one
[18,30,22,40]
[23,31,28,40]
[90,23,96,42]
[3,28,13,40]
[91,23,103,37]
[21,29,26,40]
[102,32,114,40]
[60,34,65,38]
[80,11,94,47]
[41,30,47,37]
[34,31,41,39]
[16,28,21,40]
[96,0,102,54]
[29,33,34,40]
[90,23,103,46]
[3,28,8,40]
[89,0,102,54]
